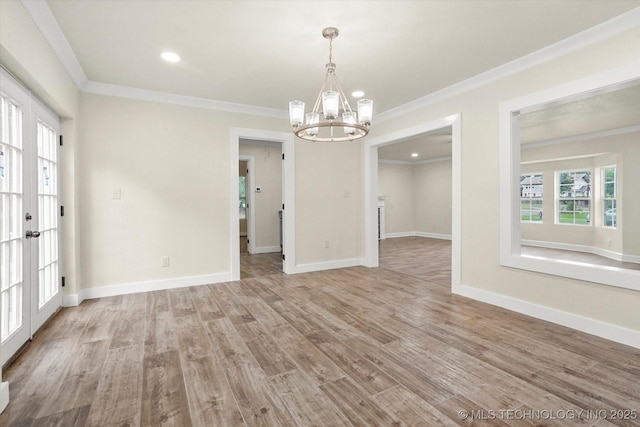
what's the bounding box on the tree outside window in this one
[602,167,616,228]
[520,173,543,222]
[558,170,591,225]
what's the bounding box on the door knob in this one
[26,230,41,239]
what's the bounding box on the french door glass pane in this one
[37,121,58,308]
[1,94,24,341]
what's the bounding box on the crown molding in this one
[522,124,640,150]
[83,81,287,118]
[19,0,88,89]
[379,155,452,165]
[22,1,640,121]
[376,7,640,123]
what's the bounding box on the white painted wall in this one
[414,160,452,236]
[371,24,640,334]
[239,142,282,251]
[377,159,452,237]
[377,162,414,234]
[295,142,363,265]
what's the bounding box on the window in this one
[239,175,246,219]
[558,170,591,225]
[520,173,543,222]
[602,166,616,228]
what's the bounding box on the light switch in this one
[112,188,121,199]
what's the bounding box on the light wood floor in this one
[240,237,283,279]
[2,237,640,426]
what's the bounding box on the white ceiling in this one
[46,0,640,116]
[519,80,640,144]
[38,1,640,163]
[378,128,452,163]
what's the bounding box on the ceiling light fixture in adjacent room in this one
[289,27,373,142]
[411,153,419,158]
[161,51,180,63]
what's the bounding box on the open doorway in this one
[230,128,294,281]
[376,128,453,283]
[364,114,462,290]
[238,140,283,279]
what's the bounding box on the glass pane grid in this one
[1,94,25,341]
[36,120,59,308]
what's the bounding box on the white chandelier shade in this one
[288,27,373,142]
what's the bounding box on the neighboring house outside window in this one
[602,166,617,228]
[520,173,543,222]
[558,170,591,225]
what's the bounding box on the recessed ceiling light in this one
[352,90,365,98]
[411,153,419,158]
[161,52,180,63]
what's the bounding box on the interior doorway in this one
[364,114,462,290]
[230,128,295,280]
[238,139,284,279]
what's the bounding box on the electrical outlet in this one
[112,188,121,199]
[324,240,330,248]
[161,256,170,267]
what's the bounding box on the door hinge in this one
[247,239,250,244]
[282,254,285,260]
[282,153,285,160]
[282,204,285,210]
[61,276,66,287]
[60,205,65,217]
[59,135,63,146]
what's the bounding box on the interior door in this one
[1,68,61,365]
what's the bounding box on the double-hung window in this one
[558,170,591,225]
[520,173,543,222]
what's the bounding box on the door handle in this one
[26,230,41,239]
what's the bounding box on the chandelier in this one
[288,27,373,142]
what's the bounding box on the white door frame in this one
[0,67,62,366]
[363,114,462,292]
[239,155,255,254]
[230,128,295,279]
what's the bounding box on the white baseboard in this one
[522,239,640,264]
[291,258,364,274]
[62,293,81,307]
[455,284,640,350]
[416,231,452,240]
[62,272,233,306]
[251,245,281,254]
[385,231,416,239]
[385,231,452,240]
[0,381,8,414]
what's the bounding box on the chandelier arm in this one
[331,72,353,113]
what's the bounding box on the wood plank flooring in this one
[2,237,640,426]
[240,236,283,279]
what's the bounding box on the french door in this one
[1,68,61,365]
